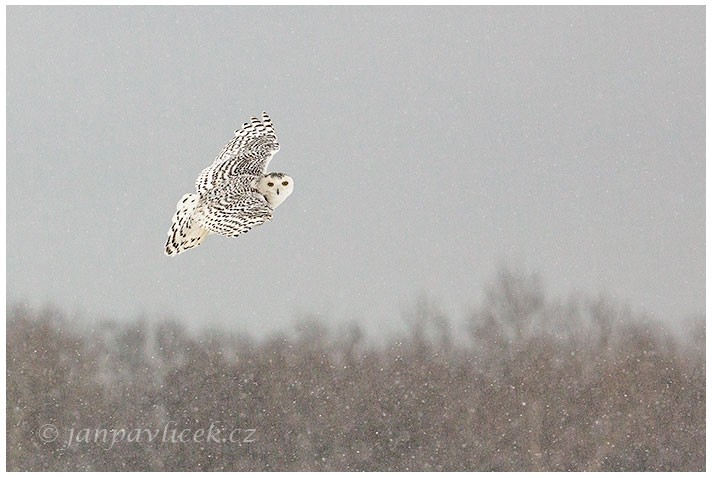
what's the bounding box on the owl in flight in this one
[164,112,293,256]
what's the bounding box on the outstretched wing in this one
[198,186,273,238]
[196,112,279,195]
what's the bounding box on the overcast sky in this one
[7,6,705,336]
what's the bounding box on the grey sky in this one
[7,6,705,335]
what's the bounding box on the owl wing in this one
[198,184,273,238]
[196,112,280,195]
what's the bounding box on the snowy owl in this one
[164,112,294,256]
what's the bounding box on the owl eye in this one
[282,181,289,186]
[267,182,274,187]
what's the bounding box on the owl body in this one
[164,112,293,256]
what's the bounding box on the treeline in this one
[6,271,705,471]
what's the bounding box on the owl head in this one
[257,172,294,209]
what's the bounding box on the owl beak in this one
[276,189,280,195]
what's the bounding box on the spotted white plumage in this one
[165,112,293,256]
[196,112,279,194]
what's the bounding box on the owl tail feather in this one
[165,193,209,256]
